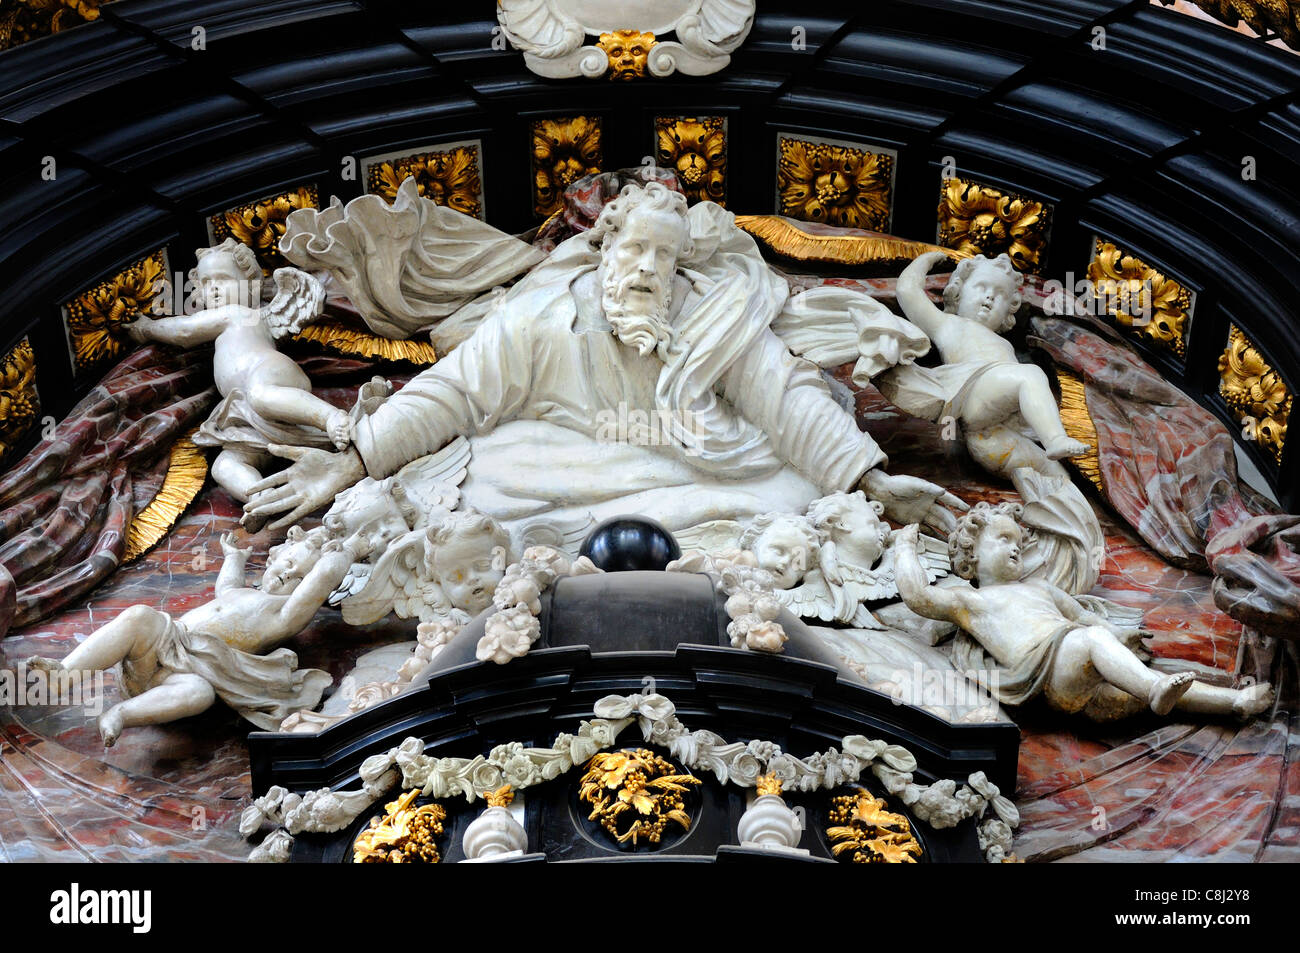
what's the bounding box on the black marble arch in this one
[1,1,1297,504]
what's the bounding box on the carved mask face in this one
[975,514,1024,584]
[600,30,654,81]
[601,206,686,356]
[433,532,507,615]
[196,252,254,310]
[956,263,1019,331]
[751,518,813,589]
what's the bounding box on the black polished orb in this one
[579,516,681,572]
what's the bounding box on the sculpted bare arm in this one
[893,524,973,624]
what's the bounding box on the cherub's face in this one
[832,504,888,568]
[262,540,320,594]
[975,514,1024,584]
[433,533,506,615]
[956,263,1018,330]
[751,519,812,589]
[196,253,252,310]
[335,494,408,554]
[361,513,408,555]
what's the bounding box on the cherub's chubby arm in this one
[215,532,252,594]
[275,536,371,632]
[895,251,951,341]
[124,306,241,347]
[893,523,971,624]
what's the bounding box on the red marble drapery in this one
[1031,317,1300,638]
[0,346,215,637]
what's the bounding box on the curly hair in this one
[806,490,884,534]
[588,181,694,258]
[948,500,1027,581]
[739,512,822,555]
[190,238,264,305]
[942,253,1023,331]
[430,509,510,565]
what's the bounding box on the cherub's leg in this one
[248,383,350,448]
[1081,684,1148,722]
[964,364,1088,460]
[30,604,170,674]
[210,449,271,502]
[1055,625,1193,716]
[98,673,216,746]
[1174,680,1275,720]
[964,424,1069,481]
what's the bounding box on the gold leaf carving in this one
[209,185,319,274]
[1155,0,1300,51]
[1055,369,1105,493]
[826,789,923,864]
[367,145,483,219]
[1087,239,1192,358]
[1220,324,1291,464]
[735,215,967,266]
[353,788,446,864]
[937,177,1049,275]
[578,749,701,847]
[531,117,603,218]
[655,117,727,206]
[0,0,104,52]
[291,318,437,366]
[778,136,894,232]
[64,249,167,375]
[123,430,207,563]
[0,337,40,461]
[598,29,656,80]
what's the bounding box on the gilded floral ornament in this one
[209,185,319,274]
[937,177,1049,275]
[0,0,103,51]
[1155,0,1300,51]
[352,788,446,863]
[64,249,167,374]
[497,0,755,78]
[778,136,895,232]
[1087,240,1192,358]
[656,117,726,205]
[367,145,483,219]
[578,748,701,846]
[531,117,603,218]
[827,789,924,864]
[0,337,39,461]
[1220,325,1291,464]
[598,29,656,80]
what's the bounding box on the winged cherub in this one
[881,251,1089,480]
[125,238,349,500]
[893,512,1275,722]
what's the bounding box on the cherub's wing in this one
[865,532,951,602]
[1012,466,1104,595]
[775,574,839,622]
[393,437,472,525]
[515,512,597,560]
[673,519,746,555]
[338,530,426,625]
[263,268,326,339]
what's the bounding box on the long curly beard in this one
[602,269,673,357]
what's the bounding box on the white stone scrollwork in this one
[497,0,756,79]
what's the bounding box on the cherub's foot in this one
[25,656,63,672]
[1149,671,1195,716]
[98,708,125,748]
[1232,682,1275,721]
[326,411,352,450]
[1044,436,1091,460]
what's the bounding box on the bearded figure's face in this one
[600,206,688,357]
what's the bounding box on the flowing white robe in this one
[351,205,914,544]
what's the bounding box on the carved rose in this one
[477,605,540,664]
[729,751,764,786]
[745,620,788,654]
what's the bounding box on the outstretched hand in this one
[241,444,367,533]
[860,468,969,536]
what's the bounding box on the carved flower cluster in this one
[477,547,601,665]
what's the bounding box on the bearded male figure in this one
[244,182,965,544]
